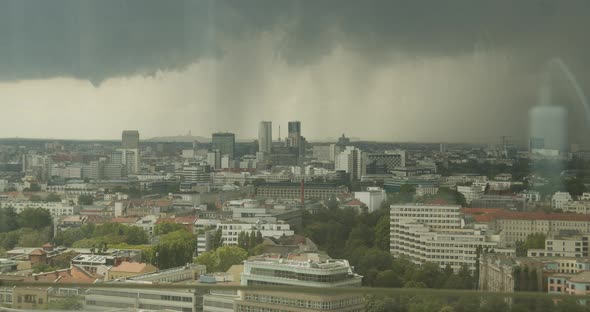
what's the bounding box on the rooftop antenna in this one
[278,125,281,142]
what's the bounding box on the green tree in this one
[0,207,18,233]
[32,263,57,273]
[520,233,546,256]
[366,296,402,312]
[154,222,185,236]
[237,231,245,249]
[248,244,265,256]
[47,296,82,311]
[18,227,51,247]
[195,246,248,272]
[373,269,403,288]
[243,231,250,250]
[529,267,539,291]
[522,265,530,292]
[194,249,217,271]
[124,226,148,245]
[408,297,445,312]
[17,207,52,229]
[565,178,586,196]
[149,230,196,269]
[255,231,263,245]
[512,266,522,291]
[411,262,444,288]
[217,245,249,272]
[46,193,62,202]
[374,215,390,251]
[78,194,94,205]
[357,248,393,284]
[249,230,256,248]
[212,228,224,249]
[29,195,43,202]
[457,264,473,289]
[28,183,41,192]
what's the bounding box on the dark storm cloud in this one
[1,0,589,83]
[1,0,590,143]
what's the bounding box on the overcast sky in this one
[1,0,589,144]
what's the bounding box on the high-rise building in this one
[335,146,363,181]
[122,130,140,149]
[206,149,221,169]
[112,149,140,175]
[363,150,406,175]
[286,121,302,150]
[212,132,235,159]
[258,121,272,154]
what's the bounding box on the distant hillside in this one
[146,135,210,143]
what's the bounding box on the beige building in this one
[528,233,590,258]
[479,254,518,292]
[12,287,48,310]
[106,261,157,280]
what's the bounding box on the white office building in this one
[216,221,294,246]
[335,146,363,181]
[235,257,364,311]
[457,185,484,204]
[1,201,76,218]
[390,204,513,272]
[112,148,140,175]
[354,187,386,213]
[552,192,573,209]
[206,149,221,169]
[528,233,590,258]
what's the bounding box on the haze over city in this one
[1,1,590,143]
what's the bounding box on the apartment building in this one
[216,221,294,246]
[256,183,346,200]
[0,201,76,218]
[461,208,590,246]
[552,192,573,210]
[457,185,484,204]
[390,204,514,272]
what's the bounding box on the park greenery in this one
[78,194,94,205]
[366,294,590,312]
[46,296,82,311]
[516,233,547,257]
[154,221,186,235]
[30,193,62,202]
[195,245,249,272]
[145,229,197,269]
[0,207,53,253]
[301,204,475,288]
[54,222,149,248]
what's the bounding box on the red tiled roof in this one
[426,199,449,205]
[461,208,590,222]
[28,266,99,284]
[110,217,139,224]
[110,261,154,273]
